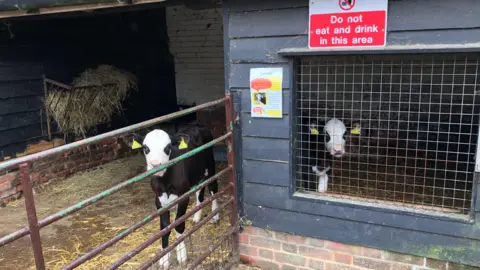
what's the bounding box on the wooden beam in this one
[0,0,170,19]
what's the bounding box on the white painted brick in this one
[167,5,225,105]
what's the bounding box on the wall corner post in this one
[225,93,240,259]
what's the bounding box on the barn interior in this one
[295,53,480,215]
[0,3,231,269]
[1,5,177,126]
[0,3,226,160]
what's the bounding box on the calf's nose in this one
[150,160,163,167]
[333,143,343,152]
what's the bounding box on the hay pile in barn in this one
[45,65,138,138]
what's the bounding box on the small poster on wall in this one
[249,67,283,118]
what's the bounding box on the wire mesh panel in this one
[294,54,480,214]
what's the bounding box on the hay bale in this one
[45,65,138,137]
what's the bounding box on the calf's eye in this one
[143,145,150,155]
[325,133,331,142]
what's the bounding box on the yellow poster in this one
[250,67,283,118]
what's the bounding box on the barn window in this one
[294,54,479,215]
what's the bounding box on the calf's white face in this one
[142,129,172,177]
[323,118,347,158]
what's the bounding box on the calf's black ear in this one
[121,133,145,150]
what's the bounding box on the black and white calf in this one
[123,123,219,269]
[323,118,348,158]
[255,93,266,105]
[299,117,352,193]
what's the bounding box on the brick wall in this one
[240,226,479,270]
[0,136,134,205]
[166,5,225,105]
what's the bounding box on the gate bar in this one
[188,227,237,270]
[62,166,231,270]
[0,132,231,247]
[20,163,45,270]
[0,98,225,171]
[137,198,235,270]
[108,184,234,270]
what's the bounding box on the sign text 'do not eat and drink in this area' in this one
[309,0,388,48]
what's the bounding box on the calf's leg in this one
[206,161,220,224]
[156,198,171,269]
[174,198,190,265]
[193,187,205,223]
[208,180,220,223]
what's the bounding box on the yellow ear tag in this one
[310,127,319,135]
[132,139,142,149]
[350,127,360,135]
[179,137,188,150]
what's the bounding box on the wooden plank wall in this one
[0,63,48,160]
[224,0,480,267]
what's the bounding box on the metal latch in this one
[235,114,240,125]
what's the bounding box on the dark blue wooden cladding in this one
[241,90,290,114]
[241,113,290,139]
[244,204,480,267]
[242,137,289,162]
[0,124,46,148]
[0,64,43,81]
[233,91,245,215]
[223,7,231,93]
[226,0,307,12]
[243,160,290,186]
[229,63,290,89]
[0,63,46,160]
[388,0,480,32]
[231,32,480,59]
[226,0,480,265]
[242,183,480,241]
[227,0,480,32]
[228,8,308,38]
[229,2,480,38]
[0,140,37,160]
[0,96,44,115]
[230,36,307,63]
[0,79,44,99]
[0,110,46,132]
[388,29,480,45]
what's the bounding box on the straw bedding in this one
[0,155,233,270]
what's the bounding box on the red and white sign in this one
[309,0,388,48]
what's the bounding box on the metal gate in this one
[0,95,239,269]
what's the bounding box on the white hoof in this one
[176,237,188,265]
[193,209,202,223]
[317,176,329,193]
[176,242,188,265]
[158,251,171,269]
[211,213,220,224]
[193,190,203,223]
[210,193,220,224]
[317,183,328,193]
